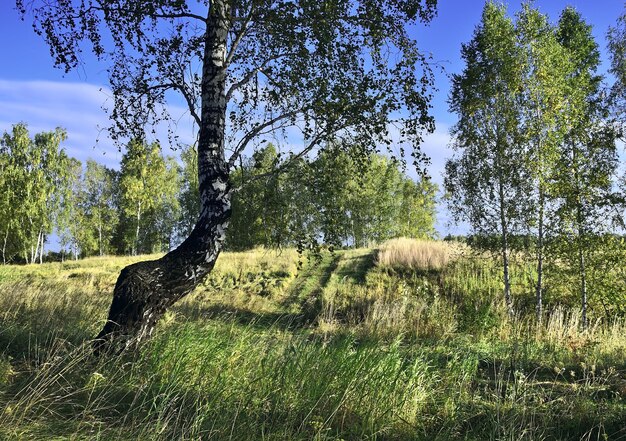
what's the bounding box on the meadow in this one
[0,240,624,440]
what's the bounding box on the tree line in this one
[0,124,437,263]
[445,3,626,326]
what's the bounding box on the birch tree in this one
[118,139,177,255]
[550,8,618,329]
[445,2,528,313]
[0,123,71,264]
[80,160,120,257]
[608,6,626,136]
[516,4,571,320]
[177,144,200,242]
[0,137,16,264]
[18,0,438,349]
[57,158,85,260]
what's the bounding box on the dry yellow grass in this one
[376,238,460,271]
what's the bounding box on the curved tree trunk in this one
[94,0,231,353]
[93,175,231,352]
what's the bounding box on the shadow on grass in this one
[451,399,626,441]
[279,252,342,319]
[174,302,313,332]
[333,250,376,285]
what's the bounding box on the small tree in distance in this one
[0,123,74,264]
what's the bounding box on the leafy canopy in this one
[18,0,438,168]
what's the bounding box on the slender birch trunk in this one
[133,201,141,256]
[98,222,103,256]
[39,232,44,264]
[535,187,544,323]
[32,229,41,264]
[578,232,588,330]
[572,142,589,330]
[498,177,513,315]
[2,228,8,265]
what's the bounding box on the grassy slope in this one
[0,247,624,440]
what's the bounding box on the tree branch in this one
[225,53,289,102]
[225,67,261,103]
[89,2,208,24]
[145,82,201,127]
[225,7,254,66]
[174,82,202,128]
[153,11,207,23]
[226,109,304,168]
[231,130,329,192]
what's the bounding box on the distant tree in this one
[119,140,156,255]
[396,177,438,239]
[157,156,182,252]
[177,145,200,242]
[0,123,72,264]
[57,157,85,260]
[0,136,16,264]
[314,149,437,247]
[310,148,357,246]
[79,160,120,257]
[227,144,301,250]
[446,2,528,313]
[608,6,626,136]
[19,0,438,348]
[279,158,319,247]
[118,139,179,255]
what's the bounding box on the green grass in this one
[0,246,625,440]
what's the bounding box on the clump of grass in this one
[376,238,460,272]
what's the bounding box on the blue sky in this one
[0,0,624,237]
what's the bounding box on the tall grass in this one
[0,247,625,439]
[376,238,461,271]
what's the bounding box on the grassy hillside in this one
[0,243,625,440]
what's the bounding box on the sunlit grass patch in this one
[376,238,462,272]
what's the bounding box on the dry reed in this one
[376,238,459,271]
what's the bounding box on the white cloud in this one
[0,79,197,169]
[0,79,121,167]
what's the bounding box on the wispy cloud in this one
[0,79,121,166]
[0,79,196,168]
